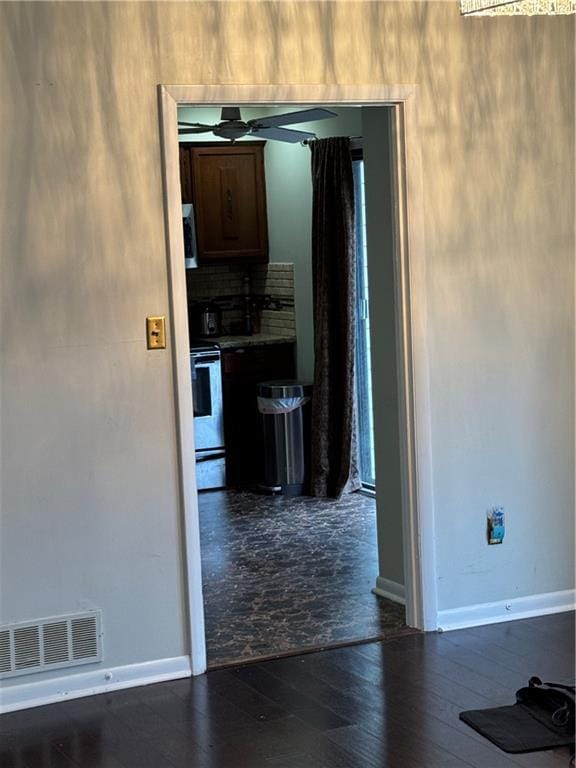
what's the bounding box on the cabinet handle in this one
[220,167,239,240]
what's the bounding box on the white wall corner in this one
[437,589,575,632]
[0,656,191,715]
[373,576,406,605]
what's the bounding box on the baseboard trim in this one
[0,655,191,714]
[437,589,575,632]
[373,576,406,605]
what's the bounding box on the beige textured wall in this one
[0,1,573,678]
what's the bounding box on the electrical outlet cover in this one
[487,506,505,544]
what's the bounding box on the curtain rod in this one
[302,136,363,150]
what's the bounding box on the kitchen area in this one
[179,106,410,668]
[188,262,299,493]
[181,138,302,495]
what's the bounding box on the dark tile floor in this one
[199,489,413,668]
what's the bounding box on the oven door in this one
[191,352,225,452]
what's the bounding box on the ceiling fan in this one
[178,106,337,144]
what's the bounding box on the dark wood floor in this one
[1,612,573,767]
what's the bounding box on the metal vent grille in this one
[14,626,40,670]
[72,616,99,660]
[43,621,68,665]
[0,630,12,674]
[0,611,102,679]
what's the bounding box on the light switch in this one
[146,316,166,349]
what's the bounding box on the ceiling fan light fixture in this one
[212,121,251,141]
[460,0,575,13]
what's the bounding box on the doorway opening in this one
[179,105,406,668]
[158,85,436,676]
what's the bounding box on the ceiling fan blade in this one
[178,122,214,128]
[253,126,317,143]
[178,126,213,134]
[221,107,241,122]
[248,108,337,129]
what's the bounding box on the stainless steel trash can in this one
[257,381,312,496]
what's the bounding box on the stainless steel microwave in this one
[182,203,198,270]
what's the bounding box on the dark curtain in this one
[309,137,361,498]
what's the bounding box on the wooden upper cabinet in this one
[179,146,193,203]
[180,142,269,265]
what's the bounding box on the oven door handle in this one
[191,352,220,364]
[196,452,225,463]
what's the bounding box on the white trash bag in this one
[257,396,310,415]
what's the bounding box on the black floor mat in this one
[460,704,574,754]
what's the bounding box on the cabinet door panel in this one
[219,165,241,240]
[221,344,295,375]
[222,344,296,488]
[179,146,193,203]
[191,144,268,264]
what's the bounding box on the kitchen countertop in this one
[214,333,296,349]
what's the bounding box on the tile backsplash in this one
[251,264,295,336]
[185,263,295,337]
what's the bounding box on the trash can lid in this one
[257,380,313,399]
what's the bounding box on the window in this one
[352,154,376,489]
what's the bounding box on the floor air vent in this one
[0,611,102,679]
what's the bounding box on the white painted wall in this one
[0,1,573,699]
[177,105,362,381]
[363,107,405,586]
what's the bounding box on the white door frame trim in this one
[158,84,438,675]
